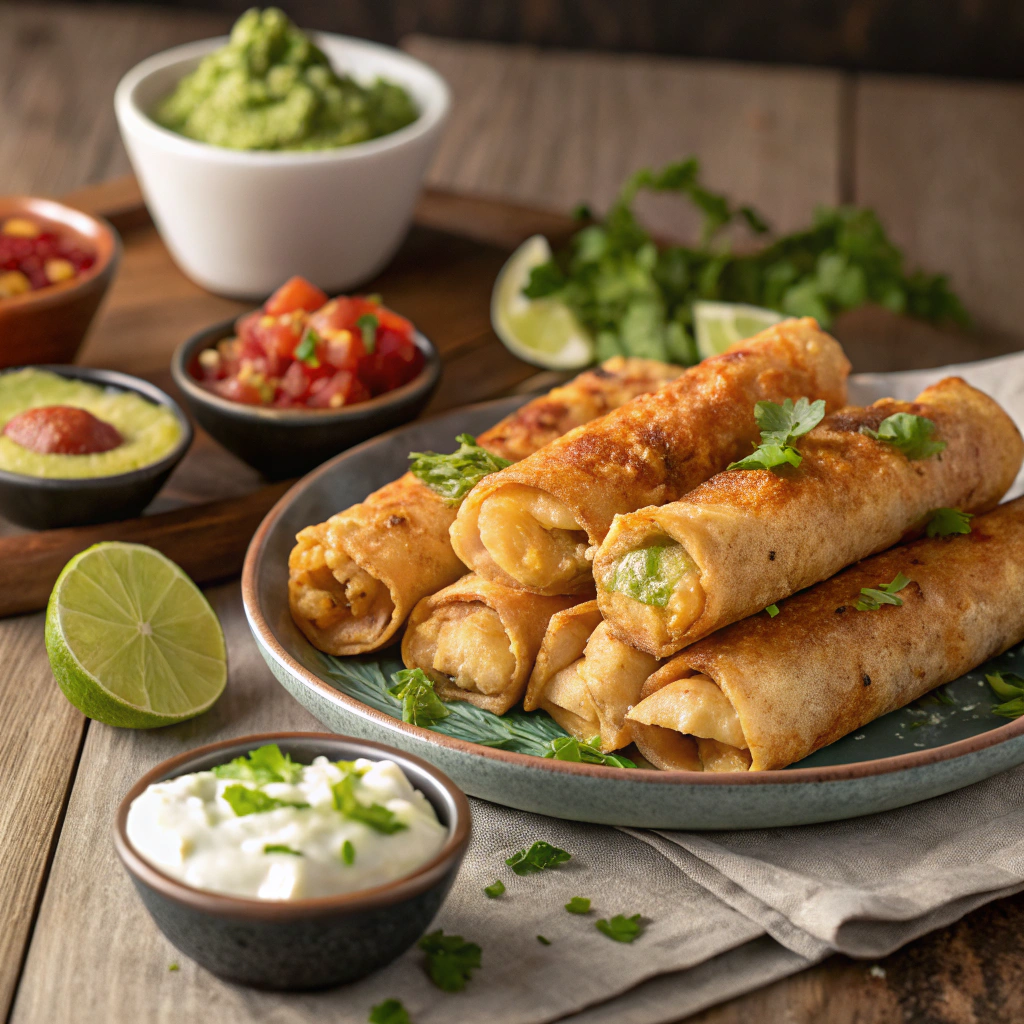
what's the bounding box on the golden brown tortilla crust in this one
[287,357,683,655]
[635,497,1024,771]
[597,376,1024,657]
[401,573,583,715]
[453,319,851,593]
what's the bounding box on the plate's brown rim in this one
[114,731,471,921]
[241,396,1024,789]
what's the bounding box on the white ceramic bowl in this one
[114,34,449,298]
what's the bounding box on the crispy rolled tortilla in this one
[524,602,660,751]
[450,318,851,597]
[401,574,583,714]
[289,357,683,655]
[627,497,1024,772]
[594,377,1024,657]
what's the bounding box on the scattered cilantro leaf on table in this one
[861,413,946,460]
[369,998,411,1024]
[419,930,482,992]
[483,879,506,898]
[409,434,512,505]
[212,743,304,784]
[728,397,825,472]
[388,668,451,726]
[565,897,591,914]
[506,841,572,875]
[168,963,179,972]
[926,507,973,537]
[595,914,644,943]
[544,735,636,768]
[537,935,552,946]
[221,785,309,817]
[332,774,407,834]
[854,572,912,612]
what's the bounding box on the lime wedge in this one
[491,234,594,370]
[692,301,785,361]
[45,542,227,728]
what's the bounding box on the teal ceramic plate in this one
[242,397,1024,829]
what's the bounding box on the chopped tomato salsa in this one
[0,216,95,299]
[193,278,424,410]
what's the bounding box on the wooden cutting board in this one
[1,175,1014,619]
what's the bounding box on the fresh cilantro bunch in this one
[523,159,967,364]
[419,930,482,992]
[854,571,912,612]
[544,735,636,768]
[408,434,512,505]
[728,397,825,472]
[389,668,451,726]
[861,413,946,460]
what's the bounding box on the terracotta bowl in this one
[114,732,471,990]
[0,197,121,368]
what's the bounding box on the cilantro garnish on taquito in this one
[401,574,583,714]
[288,357,683,655]
[449,318,850,597]
[627,497,1024,772]
[524,602,660,751]
[594,377,1024,658]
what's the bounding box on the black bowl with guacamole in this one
[152,8,419,152]
[0,366,193,530]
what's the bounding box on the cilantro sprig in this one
[927,507,973,537]
[505,841,571,876]
[221,785,310,817]
[861,413,946,460]
[408,433,512,506]
[419,930,482,992]
[986,672,1024,719]
[483,879,505,898]
[369,999,410,1024]
[332,774,407,834]
[595,913,644,943]
[565,897,591,914]
[854,571,912,612]
[212,743,304,784]
[544,735,636,768]
[388,668,451,727]
[728,397,825,472]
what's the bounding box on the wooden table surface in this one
[3,5,1024,1023]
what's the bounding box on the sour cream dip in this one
[126,750,448,900]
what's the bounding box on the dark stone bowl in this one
[170,318,441,480]
[114,732,471,991]
[0,365,193,529]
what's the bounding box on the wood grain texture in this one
[0,612,85,1022]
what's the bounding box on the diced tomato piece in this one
[306,371,372,409]
[359,329,424,395]
[210,378,267,405]
[264,276,328,316]
[318,329,366,372]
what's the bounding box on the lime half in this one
[46,542,227,728]
[491,234,594,370]
[692,301,785,361]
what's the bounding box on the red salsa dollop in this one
[3,405,123,455]
[0,216,95,299]
[193,276,425,410]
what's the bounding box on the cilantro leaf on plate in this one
[221,785,309,817]
[854,571,912,612]
[565,897,591,914]
[388,668,451,727]
[861,413,946,460]
[595,913,644,943]
[986,672,1024,718]
[408,434,512,506]
[506,841,571,875]
[926,507,973,537]
[212,743,304,784]
[419,930,482,992]
[728,397,825,472]
[369,998,410,1024]
[332,774,407,834]
[544,735,636,768]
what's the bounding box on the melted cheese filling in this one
[476,485,590,590]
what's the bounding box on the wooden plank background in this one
[3,4,1024,1023]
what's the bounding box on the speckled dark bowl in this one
[170,318,441,480]
[114,732,471,991]
[0,365,192,529]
